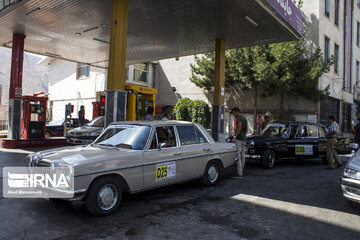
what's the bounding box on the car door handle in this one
[173,152,182,156]
[203,148,211,152]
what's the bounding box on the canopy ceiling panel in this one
[0,0,302,68]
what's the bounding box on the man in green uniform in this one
[231,107,248,178]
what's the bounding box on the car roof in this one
[270,122,322,126]
[110,120,195,126]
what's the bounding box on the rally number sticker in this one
[295,145,313,155]
[156,162,176,181]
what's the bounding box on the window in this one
[295,126,308,138]
[319,127,326,138]
[177,126,199,146]
[334,0,339,25]
[76,64,90,79]
[324,36,330,62]
[325,0,330,17]
[357,22,360,46]
[133,63,147,83]
[307,126,318,137]
[195,128,208,143]
[155,126,177,148]
[0,0,15,10]
[334,43,339,73]
[357,61,360,86]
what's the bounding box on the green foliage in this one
[190,100,211,128]
[174,98,211,128]
[266,109,296,122]
[174,98,192,121]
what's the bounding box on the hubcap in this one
[97,184,118,211]
[208,164,219,183]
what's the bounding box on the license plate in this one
[295,145,313,155]
[156,162,176,181]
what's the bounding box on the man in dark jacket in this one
[351,112,360,145]
[78,105,85,127]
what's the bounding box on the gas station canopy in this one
[0,0,302,68]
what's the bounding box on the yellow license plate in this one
[156,166,168,179]
[295,146,306,154]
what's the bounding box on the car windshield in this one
[48,119,64,126]
[87,117,104,127]
[261,124,290,137]
[93,125,150,150]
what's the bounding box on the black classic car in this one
[46,118,88,138]
[246,122,358,168]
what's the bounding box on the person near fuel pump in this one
[78,105,85,127]
[351,112,360,146]
[230,107,248,179]
[144,106,155,121]
[325,115,342,169]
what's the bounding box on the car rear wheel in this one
[200,161,222,186]
[261,149,276,169]
[85,176,122,216]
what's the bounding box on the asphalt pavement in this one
[0,147,359,240]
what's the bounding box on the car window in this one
[307,125,318,137]
[295,126,308,137]
[195,128,208,143]
[156,126,177,148]
[319,127,326,137]
[149,132,158,149]
[177,126,199,146]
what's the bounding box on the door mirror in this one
[159,142,167,150]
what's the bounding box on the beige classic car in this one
[27,121,237,216]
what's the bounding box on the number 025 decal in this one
[156,162,176,181]
[295,145,313,155]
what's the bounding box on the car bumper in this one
[341,177,360,203]
[40,187,87,201]
[245,154,261,160]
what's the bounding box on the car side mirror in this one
[159,142,167,150]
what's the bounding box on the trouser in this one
[235,140,246,176]
[327,138,342,168]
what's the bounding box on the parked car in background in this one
[66,116,104,145]
[246,122,358,168]
[27,121,236,216]
[341,150,360,204]
[46,118,88,138]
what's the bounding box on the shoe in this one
[324,167,335,170]
[232,175,243,179]
[336,164,343,168]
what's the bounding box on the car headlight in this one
[344,168,360,180]
[247,140,255,147]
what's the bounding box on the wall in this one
[48,60,106,121]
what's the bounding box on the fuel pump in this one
[21,95,48,139]
[125,84,158,121]
[92,93,106,119]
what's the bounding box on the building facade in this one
[43,58,155,121]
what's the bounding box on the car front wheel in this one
[200,161,222,186]
[261,149,276,169]
[85,176,122,216]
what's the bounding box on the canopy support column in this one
[212,39,226,141]
[8,33,25,139]
[105,0,129,126]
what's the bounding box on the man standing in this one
[326,115,342,169]
[351,112,360,146]
[231,107,248,178]
[262,115,271,130]
[78,105,85,127]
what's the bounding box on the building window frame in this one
[357,60,360,87]
[76,64,90,80]
[133,63,148,83]
[324,36,330,62]
[334,43,339,74]
[357,21,360,46]
[325,0,330,17]
[334,0,339,25]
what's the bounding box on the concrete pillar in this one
[107,0,128,90]
[8,33,26,139]
[212,39,226,141]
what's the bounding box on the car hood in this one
[347,150,360,171]
[35,145,134,167]
[69,126,102,134]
